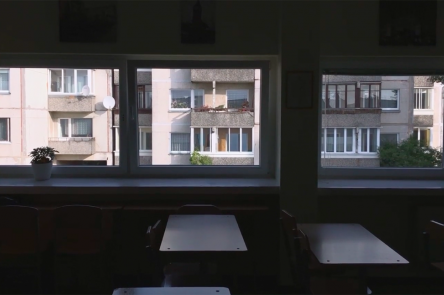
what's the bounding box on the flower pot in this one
[31,161,53,181]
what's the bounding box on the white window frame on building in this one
[226,89,249,109]
[0,69,10,93]
[58,118,93,139]
[49,69,93,94]
[413,127,433,147]
[170,89,204,111]
[319,56,444,180]
[190,127,254,156]
[358,128,380,153]
[414,88,433,110]
[170,132,191,154]
[380,89,400,111]
[321,128,356,154]
[139,127,152,156]
[0,118,10,142]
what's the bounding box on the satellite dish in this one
[103,96,115,110]
[82,85,90,96]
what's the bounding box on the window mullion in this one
[240,128,243,152]
[228,128,231,152]
[61,69,64,93]
[74,69,77,93]
[367,128,370,152]
[333,128,337,153]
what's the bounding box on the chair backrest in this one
[54,205,102,254]
[177,204,221,215]
[0,206,39,254]
[424,220,444,264]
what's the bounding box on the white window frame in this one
[0,69,10,93]
[58,118,93,139]
[414,127,433,147]
[319,56,444,180]
[169,89,204,111]
[169,132,191,154]
[0,118,10,142]
[321,128,356,154]
[48,69,93,95]
[357,128,380,153]
[139,127,152,156]
[414,87,433,111]
[0,56,274,179]
[381,89,400,111]
[226,89,249,109]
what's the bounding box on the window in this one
[59,118,93,138]
[381,89,399,110]
[138,85,152,110]
[322,84,356,109]
[171,133,190,152]
[414,88,433,109]
[139,128,152,151]
[227,90,248,109]
[360,84,380,108]
[0,69,9,92]
[359,128,379,153]
[413,128,431,147]
[380,133,398,144]
[0,118,10,141]
[192,127,253,153]
[49,69,91,94]
[321,128,355,153]
[170,89,204,109]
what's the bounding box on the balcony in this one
[48,95,95,112]
[191,69,255,82]
[191,108,254,127]
[49,137,95,155]
[321,108,381,128]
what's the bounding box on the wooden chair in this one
[146,219,221,287]
[423,220,444,271]
[177,204,221,215]
[0,206,41,293]
[54,205,104,294]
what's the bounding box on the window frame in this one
[319,56,444,180]
[226,89,249,109]
[414,87,433,111]
[0,69,10,93]
[58,118,93,138]
[380,133,399,144]
[323,84,356,109]
[321,127,356,154]
[0,118,10,142]
[380,89,400,111]
[48,68,93,95]
[169,132,191,154]
[169,89,204,111]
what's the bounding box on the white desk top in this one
[160,215,247,252]
[298,223,409,265]
[112,287,231,295]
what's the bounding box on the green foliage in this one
[378,135,442,168]
[190,150,212,165]
[29,146,59,164]
[428,76,444,84]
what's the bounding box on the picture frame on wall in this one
[181,0,215,44]
[379,0,437,46]
[59,0,117,43]
[286,71,313,109]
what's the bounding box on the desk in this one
[112,287,230,295]
[160,215,247,252]
[298,223,409,265]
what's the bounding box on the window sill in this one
[0,177,279,195]
[0,141,11,144]
[0,91,10,95]
[381,109,400,113]
[318,179,444,195]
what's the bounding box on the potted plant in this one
[29,146,59,181]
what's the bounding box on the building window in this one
[171,133,190,152]
[359,128,379,153]
[139,128,152,150]
[170,89,204,109]
[380,133,398,144]
[360,84,380,108]
[0,69,9,92]
[381,89,399,110]
[59,118,93,138]
[322,84,356,109]
[138,85,152,110]
[413,128,431,146]
[227,90,249,109]
[49,69,91,94]
[414,88,433,109]
[192,127,253,153]
[322,128,355,153]
[0,118,10,141]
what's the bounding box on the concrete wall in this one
[191,69,255,82]
[191,112,254,127]
[322,113,381,128]
[321,157,380,167]
[211,157,254,165]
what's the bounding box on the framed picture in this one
[286,71,313,109]
[181,0,215,44]
[379,0,436,46]
[59,0,117,43]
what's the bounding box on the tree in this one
[190,150,212,165]
[428,76,444,84]
[378,135,442,167]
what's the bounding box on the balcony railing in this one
[48,137,95,155]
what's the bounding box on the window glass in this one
[51,70,62,92]
[194,89,204,108]
[64,69,75,93]
[326,128,334,152]
[171,90,191,109]
[381,133,398,144]
[227,90,248,109]
[336,128,344,152]
[0,118,8,141]
[218,128,229,152]
[71,118,92,137]
[77,69,88,91]
[346,128,354,152]
[171,133,190,152]
[230,128,241,152]
[328,85,336,108]
[60,119,69,137]
[414,88,432,109]
[0,69,9,91]
[337,85,346,108]
[242,128,252,152]
[381,89,399,109]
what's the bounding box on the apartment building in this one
[321,75,443,167]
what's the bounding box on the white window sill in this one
[319,179,444,195]
[169,109,190,113]
[0,91,10,95]
[0,141,11,144]
[0,177,279,195]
